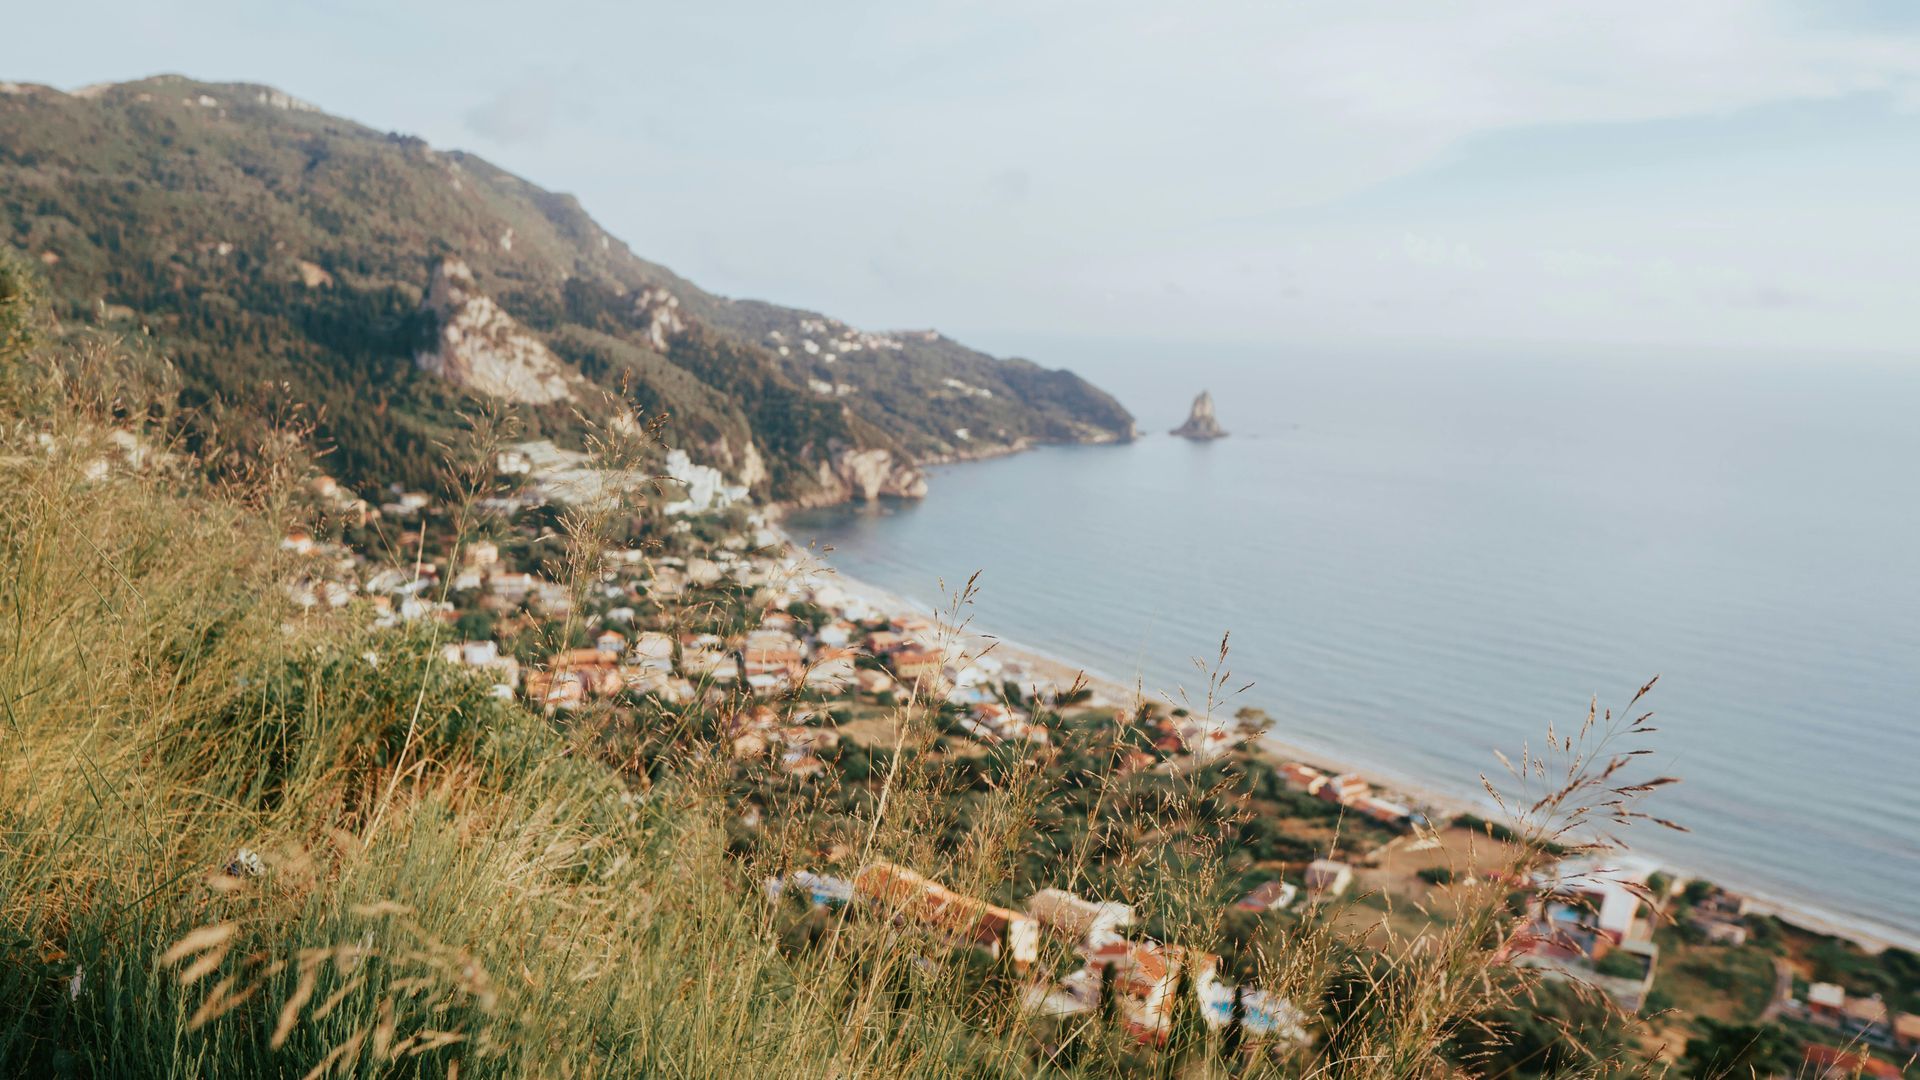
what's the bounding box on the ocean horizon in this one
[789,345,1920,950]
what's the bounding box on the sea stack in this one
[1170,391,1228,439]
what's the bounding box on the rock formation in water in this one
[1170,391,1228,439]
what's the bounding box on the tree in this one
[1448,980,1633,1078]
[0,249,39,367]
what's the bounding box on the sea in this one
[786,340,1920,949]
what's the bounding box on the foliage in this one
[1678,1020,1800,1079]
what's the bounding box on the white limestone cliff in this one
[416,260,575,404]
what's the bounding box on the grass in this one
[0,250,1705,1077]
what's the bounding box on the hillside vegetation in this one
[0,75,1134,503]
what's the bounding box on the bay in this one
[788,344,1920,947]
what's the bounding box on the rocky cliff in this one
[416,259,578,404]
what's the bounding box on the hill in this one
[0,74,1135,504]
[11,241,1906,1079]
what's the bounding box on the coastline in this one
[785,541,1918,956]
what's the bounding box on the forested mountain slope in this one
[0,74,1134,502]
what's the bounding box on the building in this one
[1318,773,1370,805]
[1353,795,1412,827]
[1893,1012,1920,1054]
[1278,762,1326,796]
[854,862,1039,970]
[782,754,827,779]
[767,871,854,909]
[465,540,499,568]
[1305,859,1354,900]
[1842,996,1892,1042]
[440,640,521,691]
[1807,982,1848,1023]
[1531,857,1656,956]
[1803,1045,1903,1080]
[1692,918,1749,946]
[1026,888,1134,946]
[487,572,539,604]
[744,645,804,679]
[892,648,948,698]
[629,631,676,669]
[1235,880,1299,912]
[892,647,944,682]
[1081,939,1221,1034]
[805,648,858,692]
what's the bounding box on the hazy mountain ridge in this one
[0,74,1134,501]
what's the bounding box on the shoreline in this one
[785,543,1919,956]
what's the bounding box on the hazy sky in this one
[7,2,1920,359]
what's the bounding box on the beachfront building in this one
[853,862,1039,971]
[1318,773,1371,806]
[1353,795,1413,827]
[1279,762,1327,796]
[1808,982,1847,1023]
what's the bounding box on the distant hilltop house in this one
[1171,390,1228,439]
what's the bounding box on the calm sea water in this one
[789,344,1920,946]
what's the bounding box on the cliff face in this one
[416,259,577,404]
[1170,391,1227,439]
[796,448,929,508]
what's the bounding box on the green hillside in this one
[0,74,1134,501]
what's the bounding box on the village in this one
[277,445,1920,1074]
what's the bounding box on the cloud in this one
[1734,284,1816,310]
[464,82,557,145]
[1402,232,1484,271]
[986,168,1031,204]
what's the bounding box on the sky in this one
[7,1,1920,362]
